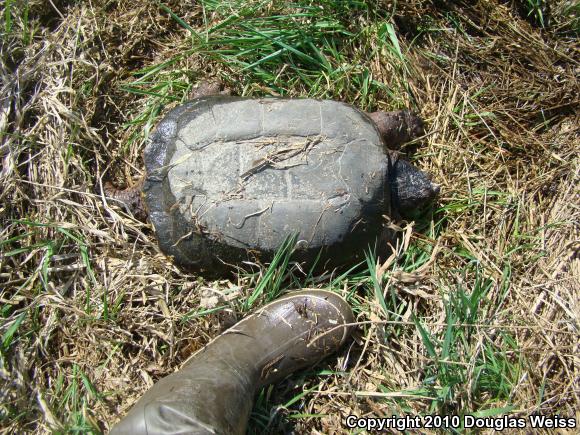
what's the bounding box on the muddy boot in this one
[110,290,355,435]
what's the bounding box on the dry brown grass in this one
[1,0,578,433]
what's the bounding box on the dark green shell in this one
[144,97,393,271]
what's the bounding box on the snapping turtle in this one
[106,87,438,272]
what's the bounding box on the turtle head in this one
[390,156,439,216]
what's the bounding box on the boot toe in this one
[246,290,355,385]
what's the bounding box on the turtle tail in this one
[98,178,148,221]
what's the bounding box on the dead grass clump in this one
[1,0,578,433]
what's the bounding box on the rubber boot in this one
[110,290,355,434]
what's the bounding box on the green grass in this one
[242,233,299,310]
[1,220,97,311]
[1,0,33,48]
[250,380,324,433]
[1,220,103,432]
[121,0,418,150]
[403,263,523,427]
[52,365,102,434]
[522,0,547,28]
